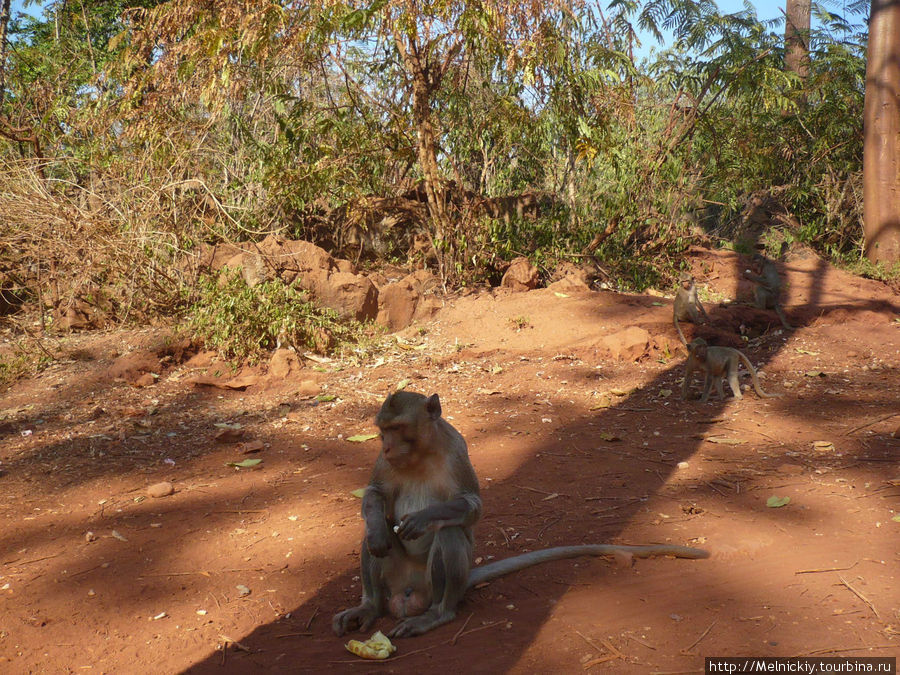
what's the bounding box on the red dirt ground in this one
[0,247,898,674]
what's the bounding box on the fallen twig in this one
[626,633,657,650]
[450,613,473,645]
[577,630,625,669]
[275,632,312,638]
[843,412,899,436]
[4,553,60,566]
[803,644,896,656]
[305,606,319,631]
[795,561,858,574]
[838,575,880,619]
[680,619,717,654]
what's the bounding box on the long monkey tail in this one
[467,544,710,590]
[674,316,687,345]
[736,352,781,399]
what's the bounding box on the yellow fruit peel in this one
[345,630,397,660]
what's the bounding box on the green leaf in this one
[347,433,378,443]
[316,394,337,402]
[396,379,410,391]
[766,496,790,508]
[891,515,900,523]
[350,488,367,499]
[227,458,262,468]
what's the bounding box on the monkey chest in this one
[391,485,447,559]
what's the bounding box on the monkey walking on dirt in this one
[682,338,782,402]
[332,391,710,638]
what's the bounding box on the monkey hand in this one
[365,526,392,557]
[395,509,433,540]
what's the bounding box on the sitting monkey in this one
[333,391,709,638]
[673,272,710,345]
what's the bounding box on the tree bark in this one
[0,0,11,109]
[784,0,811,80]
[862,0,900,263]
[392,25,457,282]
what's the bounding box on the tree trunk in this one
[862,0,900,263]
[784,0,811,80]
[393,27,453,282]
[0,0,11,109]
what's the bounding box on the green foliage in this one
[185,272,365,364]
[0,0,880,316]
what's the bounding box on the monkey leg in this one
[332,540,389,636]
[388,526,472,638]
[753,286,771,310]
[726,369,743,399]
[700,374,713,403]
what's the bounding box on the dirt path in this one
[1,248,898,673]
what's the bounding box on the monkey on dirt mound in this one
[332,391,710,638]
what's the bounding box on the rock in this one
[600,327,652,362]
[107,351,162,384]
[147,481,175,498]
[314,271,379,321]
[184,351,217,368]
[239,252,273,287]
[240,440,265,454]
[551,261,591,286]
[297,379,321,397]
[547,275,591,293]
[133,372,156,388]
[280,239,336,278]
[192,374,260,390]
[377,278,419,331]
[334,258,356,274]
[501,257,539,291]
[215,428,245,443]
[268,348,302,380]
[195,242,243,272]
[55,300,93,331]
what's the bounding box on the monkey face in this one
[378,426,423,470]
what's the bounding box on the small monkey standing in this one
[333,391,709,639]
[682,338,781,402]
[673,272,710,345]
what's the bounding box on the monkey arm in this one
[361,486,392,557]
[743,270,767,285]
[695,298,710,321]
[396,493,482,540]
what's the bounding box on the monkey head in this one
[749,253,766,273]
[375,392,442,470]
[688,337,708,361]
[679,272,694,290]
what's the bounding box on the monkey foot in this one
[332,604,380,636]
[387,609,454,638]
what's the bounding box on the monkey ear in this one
[425,394,442,420]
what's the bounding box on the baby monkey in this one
[682,337,781,402]
[673,272,710,345]
[744,244,793,330]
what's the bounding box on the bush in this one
[185,272,365,364]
